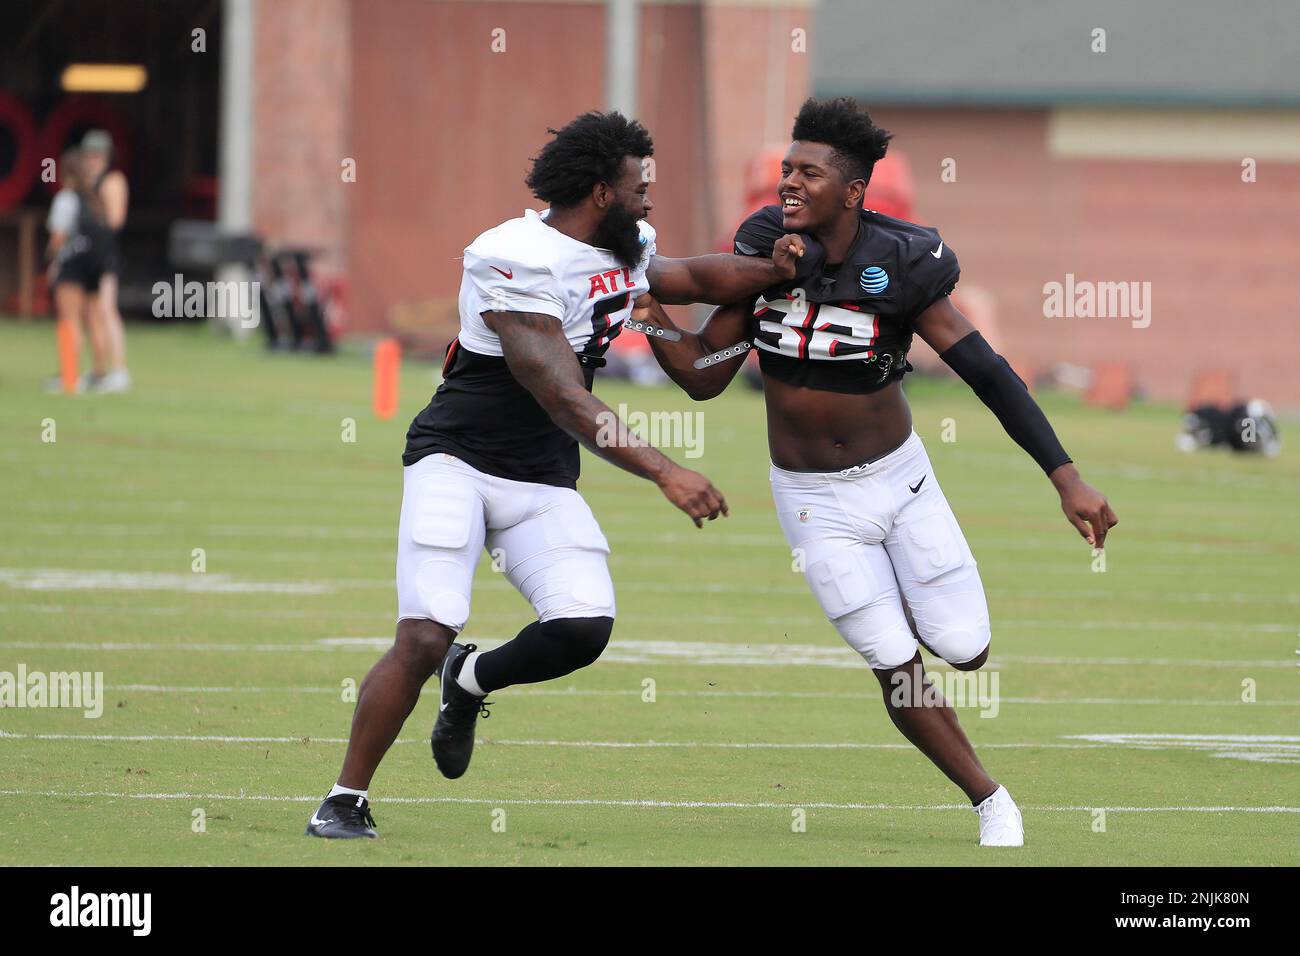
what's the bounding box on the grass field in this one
[1,319,1297,866]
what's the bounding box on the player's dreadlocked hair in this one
[525,111,654,208]
[791,97,892,187]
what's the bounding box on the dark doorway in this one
[0,0,222,316]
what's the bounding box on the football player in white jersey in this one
[308,111,807,838]
[637,98,1119,847]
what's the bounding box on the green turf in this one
[1,319,1297,866]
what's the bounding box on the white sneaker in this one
[93,368,132,393]
[974,784,1024,846]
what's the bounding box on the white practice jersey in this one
[457,207,656,358]
[404,209,657,489]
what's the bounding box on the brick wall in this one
[244,4,1299,409]
[872,107,1300,407]
[702,2,813,242]
[341,0,810,345]
[252,0,351,275]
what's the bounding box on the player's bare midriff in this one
[763,374,913,471]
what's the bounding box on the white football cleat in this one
[974,784,1024,846]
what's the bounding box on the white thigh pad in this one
[898,508,970,585]
[410,474,476,549]
[834,604,919,670]
[805,547,877,619]
[396,462,485,631]
[414,557,472,631]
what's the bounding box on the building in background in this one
[330,0,811,348]
[0,0,811,349]
[813,0,1300,406]
[1,0,1297,405]
[0,0,222,316]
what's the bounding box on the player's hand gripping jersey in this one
[733,204,958,395]
[404,209,656,488]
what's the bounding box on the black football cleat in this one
[305,794,378,839]
[431,642,491,779]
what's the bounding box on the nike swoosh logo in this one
[490,266,513,279]
[909,476,926,494]
[930,243,944,259]
[310,814,328,827]
[440,701,449,711]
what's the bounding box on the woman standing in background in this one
[78,129,131,393]
[45,147,111,393]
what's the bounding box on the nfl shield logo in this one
[797,508,811,523]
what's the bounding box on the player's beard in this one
[594,204,645,269]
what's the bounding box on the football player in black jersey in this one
[637,98,1118,845]
[307,111,810,839]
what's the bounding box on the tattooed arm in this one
[646,234,806,305]
[485,310,729,526]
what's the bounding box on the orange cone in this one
[373,338,401,420]
[57,319,79,395]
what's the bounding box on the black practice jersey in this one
[403,209,655,488]
[734,205,960,394]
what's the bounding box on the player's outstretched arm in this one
[647,233,806,305]
[915,296,1119,549]
[633,294,753,401]
[485,310,729,527]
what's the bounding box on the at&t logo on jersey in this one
[859,266,889,294]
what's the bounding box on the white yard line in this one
[0,569,329,595]
[89,685,1300,705]
[4,529,1292,560]
[1,603,388,620]
[0,731,1108,749]
[990,654,1292,668]
[0,640,376,653]
[0,732,1287,753]
[4,601,1290,635]
[5,738,1294,764]
[298,637,1300,670]
[7,732,1297,764]
[1066,733,1300,765]
[1,566,1296,605]
[0,636,1293,670]
[1067,733,1300,743]
[0,787,1295,814]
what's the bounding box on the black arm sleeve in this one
[940,331,1072,475]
